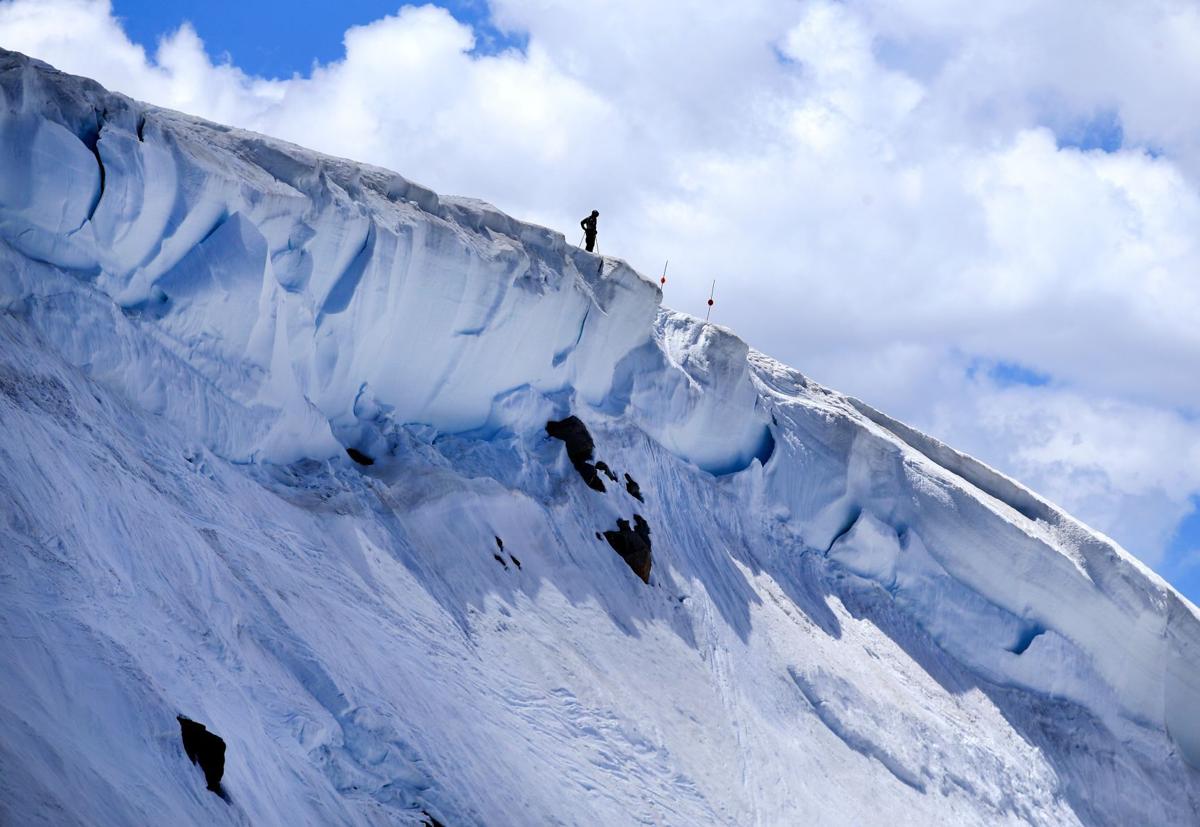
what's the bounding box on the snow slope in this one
[1,49,1199,825]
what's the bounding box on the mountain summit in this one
[1,49,1198,826]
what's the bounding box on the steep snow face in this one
[2,50,1200,826]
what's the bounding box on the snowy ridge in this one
[2,49,1199,825]
[0,48,771,476]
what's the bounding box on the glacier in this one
[1,48,1199,825]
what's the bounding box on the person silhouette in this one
[580,210,598,252]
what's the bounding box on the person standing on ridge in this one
[580,210,598,252]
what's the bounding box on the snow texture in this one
[1,49,1199,826]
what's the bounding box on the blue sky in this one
[1167,499,1200,597]
[113,0,523,76]
[967,359,1052,389]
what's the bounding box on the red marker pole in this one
[660,259,669,288]
[705,280,716,321]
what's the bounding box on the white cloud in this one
[3,0,1200,584]
[927,375,1200,566]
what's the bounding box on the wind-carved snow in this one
[1,49,1199,826]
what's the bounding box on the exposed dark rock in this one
[595,461,617,482]
[624,473,644,503]
[421,811,447,827]
[595,532,603,540]
[346,447,374,466]
[509,554,522,569]
[603,514,653,583]
[177,715,226,796]
[493,553,508,569]
[546,416,605,492]
[494,536,504,550]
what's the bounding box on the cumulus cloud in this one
[2,0,1199,586]
[928,373,1200,566]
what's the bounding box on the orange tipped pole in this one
[705,280,715,321]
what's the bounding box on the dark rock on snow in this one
[546,416,606,492]
[346,447,374,466]
[603,514,653,583]
[177,715,226,796]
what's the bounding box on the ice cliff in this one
[2,49,1199,826]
